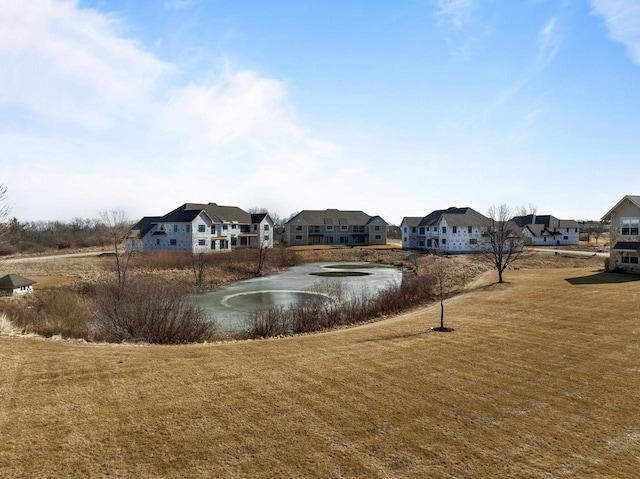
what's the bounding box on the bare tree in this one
[99,208,133,287]
[0,184,8,223]
[192,252,206,287]
[477,204,524,284]
[0,184,9,260]
[431,249,452,331]
[587,221,608,245]
[516,203,538,217]
[254,239,269,277]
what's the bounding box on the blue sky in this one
[1,0,639,224]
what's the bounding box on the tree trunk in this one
[440,299,444,329]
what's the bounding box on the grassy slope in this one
[1,266,639,478]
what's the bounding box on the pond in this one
[189,262,403,332]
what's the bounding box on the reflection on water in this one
[189,262,402,332]
[222,290,330,312]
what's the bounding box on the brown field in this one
[1,252,639,477]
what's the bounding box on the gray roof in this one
[401,217,423,228]
[286,209,387,226]
[612,242,640,251]
[524,224,561,237]
[602,195,640,221]
[0,274,36,289]
[131,203,261,237]
[183,203,252,224]
[512,214,579,229]
[404,207,489,228]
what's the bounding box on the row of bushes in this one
[1,276,217,344]
[1,270,437,344]
[0,218,115,255]
[243,274,436,339]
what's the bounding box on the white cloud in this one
[0,0,342,221]
[434,0,476,29]
[538,17,561,65]
[0,0,170,129]
[591,0,640,64]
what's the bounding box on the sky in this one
[1,0,639,225]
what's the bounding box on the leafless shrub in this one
[1,290,95,340]
[244,274,435,339]
[91,276,214,344]
[269,246,299,268]
[244,306,288,338]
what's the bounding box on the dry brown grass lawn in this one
[1,264,639,478]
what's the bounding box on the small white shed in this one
[0,274,36,296]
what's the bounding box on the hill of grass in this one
[1,265,639,477]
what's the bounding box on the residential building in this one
[283,209,388,247]
[511,215,580,246]
[401,207,489,253]
[602,195,640,273]
[126,203,274,254]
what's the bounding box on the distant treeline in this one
[0,217,121,255]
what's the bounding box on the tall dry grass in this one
[244,274,435,338]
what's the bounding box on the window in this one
[468,226,473,234]
[232,224,237,229]
[254,225,257,231]
[231,237,237,246]
[375,235,381,240]
[564,236,568,240]
[198,239,206,246]
[295,235,302,240]
[156,239,160,245]
[442,238,447,244]
[326,225,333,231]
[211,226,215,234]
[412,227,416,233]
[264,235,270,241]
[340,236,349,244]
[264,224,270,231]
[295,225,302,231]
[170,239,177,246]
[174,225,178,232]
[223,224,228,231]
[186,225,190,232]
[403,227,407,233]
[452,226,457,234]
[621,218,639,235]
[621,253,639,264]
[374,225,381,231]
[419,227,425,234]
[469,238,478,245]
[418,240,425,247]
[198,224,206,233]
[442,226,447,234]
[341,225,349,231]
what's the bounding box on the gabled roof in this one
[131,203,263,237]
[130,216,163,238]
[400,217,423,228]
[286,209,387,226]
[405,207,489,229]
[512,214,579,229]
[0,274,36,289]
[250,213,269,224]
[524,224,561,237]
[602,195,640,221]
